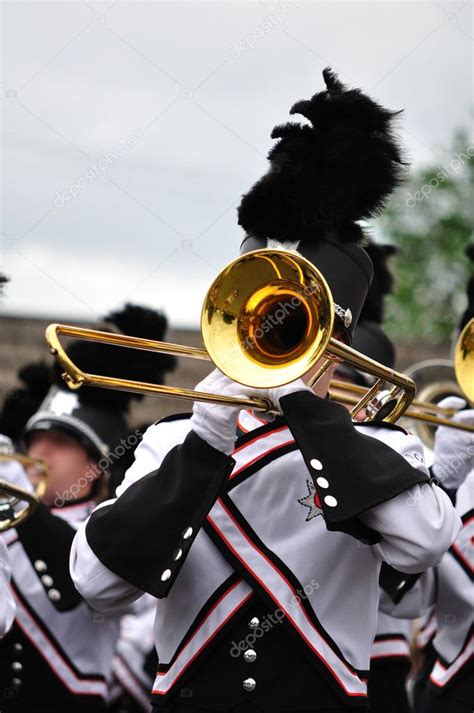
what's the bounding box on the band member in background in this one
[71,71,461,713]
[0,305,176,713]
[381,246,474,713]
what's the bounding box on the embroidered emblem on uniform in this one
[298,480,323,521]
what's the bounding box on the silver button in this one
[173,548,183,561]
[41,575,54,587]
[182,527,193,540]
[310,459,323,471]
[48,589,61,601]
[161,569,172,582]
[244,649,257,663]
[324,495,338,507]
[11,662,22,672]
[243,677,256,692]
[316,477,329,489]
[13,643,23,653]
[397,580,406,590]
[34,560,47,573]
[248,617,260,629]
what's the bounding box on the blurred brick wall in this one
[0,315,452,429]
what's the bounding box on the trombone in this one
[0,453,47,532]
[329,318,474,438]
[45,249,416,424]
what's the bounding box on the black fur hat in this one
[459,242,474,332]
[359,242,398,324]
[24,304,177,461]
[238,68,406,342]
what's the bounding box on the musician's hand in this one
[432,396,474,489]
[191,370,262,455]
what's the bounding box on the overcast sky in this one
[1,0,472,328]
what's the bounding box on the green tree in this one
[379,129,472,344]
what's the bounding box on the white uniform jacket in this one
[71,391,461,708]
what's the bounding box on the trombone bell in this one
[202,250,334,388]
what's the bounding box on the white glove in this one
[191,370,268,455]
[432,396,474,489]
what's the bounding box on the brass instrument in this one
[0,453,47,532]
[330,318,474,446]
[45,249,416,423]
[455,318,474,402]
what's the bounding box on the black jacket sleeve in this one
[17,503,82,611]
[85,430,235,598]
[280,391,430,543]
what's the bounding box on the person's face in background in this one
[27,430,101,506]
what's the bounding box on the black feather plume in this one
[359,242,398,324]
[0,362,51,444]
[238,68,407,245]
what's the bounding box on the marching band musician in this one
[0,305,176,712]
[380,245,474,713]
[70,70,461,713]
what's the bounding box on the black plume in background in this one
[359,242,399,324]
[52,303,178,412]
[0,362,51,445]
